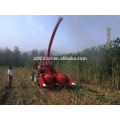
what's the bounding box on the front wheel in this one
[30,72,34,81]
[34,69,41,85]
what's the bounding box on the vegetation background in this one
[0,38,120,105]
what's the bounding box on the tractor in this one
[30,17,76,86]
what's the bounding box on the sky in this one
[0,15,120,53]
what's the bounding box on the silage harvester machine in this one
[30,17,76,86]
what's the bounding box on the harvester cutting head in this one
[30,17,76,86]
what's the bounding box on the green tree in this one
[12,47,21,67]
[21,52,29,66]
[30,49,38,60]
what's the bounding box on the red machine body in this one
[31,17,76,86]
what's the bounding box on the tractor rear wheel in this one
[34,69,41,85]
[30,72,34,81]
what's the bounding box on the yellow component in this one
[107,37,110,41]
[107,41,111,46]
[107,27,111,32]
[107,32,110,36]
[107,27,111,46]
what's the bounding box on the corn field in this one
[55,38,120,90]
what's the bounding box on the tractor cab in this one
[36,57,56,74]
[45,57,56,74]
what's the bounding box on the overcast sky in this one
[0,15,120,53]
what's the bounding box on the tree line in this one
[0,38,120,90]
[0,47,45,67]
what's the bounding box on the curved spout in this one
[47,17,63,57]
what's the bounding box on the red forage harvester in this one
[30,17,76,87]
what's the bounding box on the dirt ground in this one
[0,67,120,105]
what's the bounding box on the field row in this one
[0,67,120,105]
